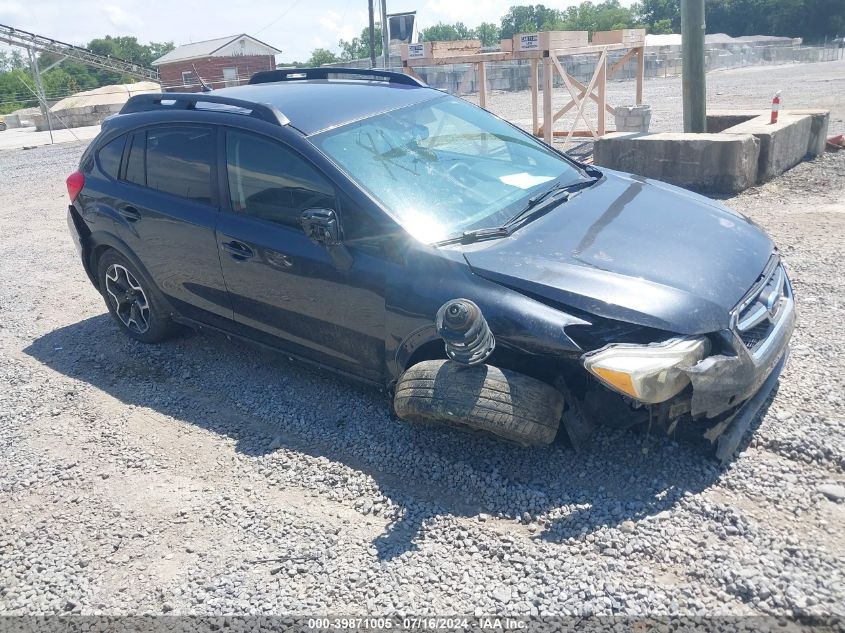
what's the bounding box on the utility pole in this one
[380,0,390,68]
[28,47,54,143]
[681,0,706,132]
[368,0,377,69]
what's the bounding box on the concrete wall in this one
[32,103,125,131]
[329,41,839,94]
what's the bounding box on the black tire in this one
[393,360,564,446]
[0,122,6,131]
[96,250,177,343]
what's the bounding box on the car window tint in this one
[125,132,145,186]
[146,127,214,204]
[97,135,125,179]
[339,197,383,244]
[226,131,335,228]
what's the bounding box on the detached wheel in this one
[96,250,176,343]
[393,360,564,446]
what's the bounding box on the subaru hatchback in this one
[66,68,794,460]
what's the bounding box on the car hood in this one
[462,170,774,334]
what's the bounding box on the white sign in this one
[518,33,540,50]
[407,43,426,59]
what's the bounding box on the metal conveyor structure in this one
[0,23,160,81]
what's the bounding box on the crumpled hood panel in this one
[463,170,774,334]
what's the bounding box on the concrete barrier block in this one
[724,113,813,181]
[787,109,830,156]
[594,132,760,193]
[614,105,652,133]
[706,110,765,133]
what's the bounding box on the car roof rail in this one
[120,93,290,126]
[248,67,427,88]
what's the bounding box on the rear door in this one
[215,128,387,381]
[115,124,233,325]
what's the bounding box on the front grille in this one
[739,320,773,349]
[732,259,790,357]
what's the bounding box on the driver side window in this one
[225,131,335,229]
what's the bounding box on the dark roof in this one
[212,80,443,135]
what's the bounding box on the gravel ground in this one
[1,62,844,619]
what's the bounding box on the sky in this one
[0,0,598,62]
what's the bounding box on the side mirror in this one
[301,208,341,246]
[300,208,353,271]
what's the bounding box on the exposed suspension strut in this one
[435,298,495,366]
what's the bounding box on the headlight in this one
[582,337,710,404]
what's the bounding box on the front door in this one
[216,129,386,381]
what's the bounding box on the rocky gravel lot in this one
[1,64,844,619]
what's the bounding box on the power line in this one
[254,0,305,35]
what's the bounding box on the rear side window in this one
[226,131,335,228]
[97,135,126,179]
[145,127,215,204]
[125,132,145,186]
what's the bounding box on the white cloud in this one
[103,5,142,32]
[0,0,27,20]
[422,0,514,27]
[318,8,357,44]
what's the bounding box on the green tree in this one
[500,4,564,39]
[420,21,475,41]
[0,68,35,113]
[475,22,502,46]
[307,48,339,66]
[339,26,383,61]
[560,0,640,31]
[636,0,680,33]
[650,18,674,34]
[0,50,25,72]
[0,36,176,116]
[87,36,174,67]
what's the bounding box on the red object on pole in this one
[770,91,781,124]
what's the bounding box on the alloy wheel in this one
[105,264,150,334]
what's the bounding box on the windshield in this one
[311,95,585,243]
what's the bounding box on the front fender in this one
[387,245,588,381]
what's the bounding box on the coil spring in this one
[435,298,495,366]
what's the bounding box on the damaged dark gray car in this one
[66,69,794,461]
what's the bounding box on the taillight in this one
[66,171,85,202]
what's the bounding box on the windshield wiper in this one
[432,175,601,248]
[504,176,598,229]
[434,226,511,246]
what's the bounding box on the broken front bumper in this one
[683,270,795,461]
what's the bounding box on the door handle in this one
[221,240,255,260]
[118,206,141,222]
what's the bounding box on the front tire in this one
[96,250,176,343]
[393,360,564,446]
